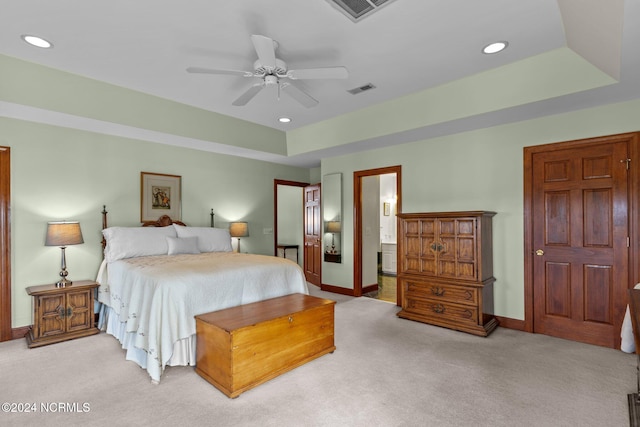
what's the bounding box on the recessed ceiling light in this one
[278,117,291,123]
[482,41,508,54]
[21,34,53,49]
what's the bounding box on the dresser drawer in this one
[402,279,478,306]
[402,295,479,326]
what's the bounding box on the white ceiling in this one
[1,0,638,167]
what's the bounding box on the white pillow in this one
[173,225,232,253]
[102,226,177,262]
[167,236,200,255]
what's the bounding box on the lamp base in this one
[55,278,72,288]
[56,247,72,287]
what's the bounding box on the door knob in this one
[535,249,544,256]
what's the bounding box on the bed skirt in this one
[98,304,195,381]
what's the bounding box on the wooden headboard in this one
[142,215,186,227]
[100,205,187,249]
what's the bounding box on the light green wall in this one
[320,98,640,320]
[2,117,310,328]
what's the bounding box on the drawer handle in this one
[57,307,73,318]
[462,309,473,319]
[430,243,445,252]
[464,290,473,300]
[432,304,445,314]
[431,287,445,297]
[288,316,293,323]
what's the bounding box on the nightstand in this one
[324,252,341,263]
[25,280,99,348]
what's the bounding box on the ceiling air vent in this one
[326,0,398,22]
[347,83,376,95]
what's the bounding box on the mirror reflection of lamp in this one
[326,221,341,254]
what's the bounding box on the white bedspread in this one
[96,252,308,382]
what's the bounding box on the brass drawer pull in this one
[431,287,445,296]
[432,304,445,314]
[430,243,445,252]
[57,307,73,318]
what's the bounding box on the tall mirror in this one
[322,173,342,263]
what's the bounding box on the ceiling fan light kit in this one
[187,34,348,108]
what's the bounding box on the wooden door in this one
[304,184,321,286]
[531,140,629,347]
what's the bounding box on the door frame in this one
[0,146,10,342]
[354,165,402,299]
[523,132,640,334]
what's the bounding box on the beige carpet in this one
[0,287,635,427]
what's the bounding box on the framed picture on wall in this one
[141,172,182,222]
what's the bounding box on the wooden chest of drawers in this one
[195,293,336,398]
[396,211,498,337]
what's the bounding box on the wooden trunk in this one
[195,293,336,398]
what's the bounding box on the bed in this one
[96,212,309,383]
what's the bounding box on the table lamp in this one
[45,221,84,287]
[229,221,249,253]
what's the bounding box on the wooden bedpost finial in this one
[101,205,108,250]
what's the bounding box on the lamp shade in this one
[45,221,84,246]
[326,221,341,233]
[229,221,249,238]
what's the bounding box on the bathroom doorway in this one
[354,165,401,304]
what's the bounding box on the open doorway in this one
[354,166,401,304]
[273,180,307,268]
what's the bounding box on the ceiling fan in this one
[186,35,348,108]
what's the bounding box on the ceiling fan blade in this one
[186,67,254,77]
[251,35,277,70]
[286,66,349,80]
[232,83,265,106]
[281,82,319,108]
